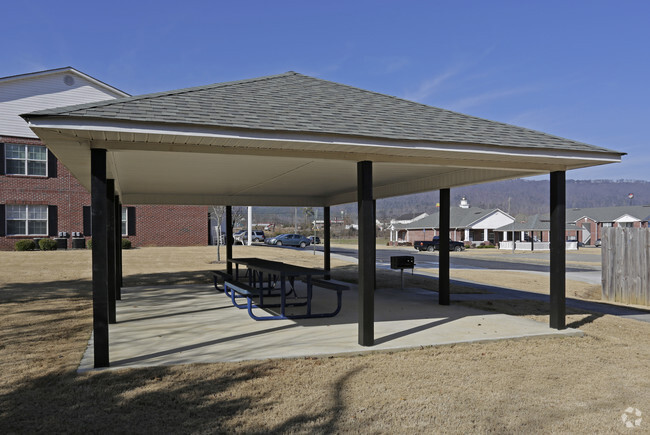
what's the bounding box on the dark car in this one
[266,233,311,248]
[414,236,465,252]
[308,236,321,244]
[595,238,602,247]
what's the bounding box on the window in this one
[602,222,613,228]
[6,205,48,235]
[121,207,128,236]
[5,144,47,176]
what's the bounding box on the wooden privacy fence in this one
[602,227,650,306]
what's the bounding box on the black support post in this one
[550,171,566,329]
[107,179,116,324]
[357,161,375,346]
[115,196,122,299]
[91,149,109,368]
[324,206,331,280]
[439,188,450,305]
[226,206,233,276]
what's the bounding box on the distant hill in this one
[375,179,650,219]
[249,179,650,224]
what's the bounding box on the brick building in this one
[1,67,208,250]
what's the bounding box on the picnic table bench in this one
[210,270,233,292]
[219,258,350,320]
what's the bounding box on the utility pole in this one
[313,208,318,255]
[247,206,252,246]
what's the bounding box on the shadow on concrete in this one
[110,324,299,366]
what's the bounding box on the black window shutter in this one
[127,207,136,236]
[0,143,5,176]
[47,150,57,178]
[83,206,92,236]
[48,205,58,236]
[0,204,5,237]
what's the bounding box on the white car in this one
[234,230,265,244]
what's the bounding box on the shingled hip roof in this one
[22,72,625,207]
[25,71,620,153]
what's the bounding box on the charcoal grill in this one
[390,256,415,290]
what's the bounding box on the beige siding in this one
[0,71,124,138]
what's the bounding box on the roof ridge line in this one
[26,71,299,116]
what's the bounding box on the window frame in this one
[5,204,49,236]
[4,143,48,177]
[121,207,128,236]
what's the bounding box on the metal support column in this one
[91,148,109,368]
[226,206,233,276]
[357,161,375,346]
[550,171,566,329]
[439,188,450,305]
[107,179,116,324]
[324,206,331,280]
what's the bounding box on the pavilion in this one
[22,72,624,368]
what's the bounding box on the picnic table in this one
[221,258,349,320]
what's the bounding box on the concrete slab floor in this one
[79,282,582,371]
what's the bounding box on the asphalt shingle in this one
[26,72,619,153]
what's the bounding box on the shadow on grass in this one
[0,270,216,304]
[567,312,604,329]
[0,279,91,303]
[0,363,364,433]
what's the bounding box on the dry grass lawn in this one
[1,246,649,433]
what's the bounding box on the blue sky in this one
[3,1,649,181]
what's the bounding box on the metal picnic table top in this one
[225,257,338,320]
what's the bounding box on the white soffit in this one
[28,120,623,206]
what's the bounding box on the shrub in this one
[15,239,36,251]
[87,238,133,249]
[39,239,58,251]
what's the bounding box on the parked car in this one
[234,230,265,244]
[414,236,465,252]
[250,231,265,242]
[308,236,321,244]
[266,233,311,248]
[595,238,602,247]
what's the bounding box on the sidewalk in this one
[78,281,581,371]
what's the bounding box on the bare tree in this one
[303,207,314,231]
[210,206,225,262]
[231,206,247,230]
[210,206,248,262]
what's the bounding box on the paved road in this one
[321,246,649,322]
[273,244,649,322]
[322,246,599,273]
